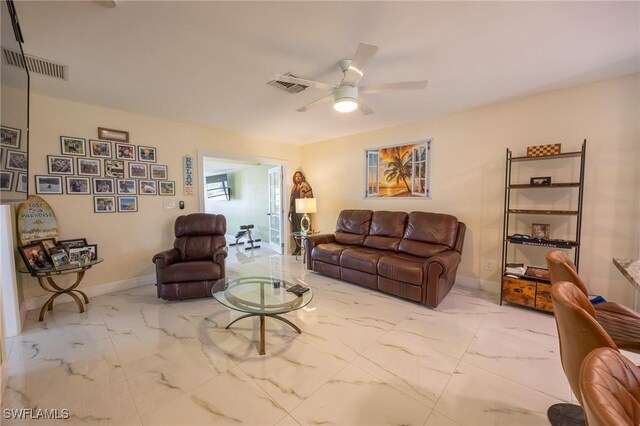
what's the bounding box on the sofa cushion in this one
[363,211,407,251]
[398,212,459,257]
[397,240,450,258]
[311,243,349,266]
[340,247,385,274]
[334,210,372,246]
[377,253,426,285]
[159,261,221,283]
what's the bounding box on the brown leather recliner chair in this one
[580,347,640,426]
[153,213,227,301]
[546,250,640,353]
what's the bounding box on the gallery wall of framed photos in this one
[0,125,28,197]
[34,128,176,213]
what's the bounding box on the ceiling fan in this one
[270,43,428,115]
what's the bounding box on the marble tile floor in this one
[4,255,637,425]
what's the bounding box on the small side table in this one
[291,231,319,264]
[19,258,103,321]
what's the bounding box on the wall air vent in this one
[2,48,67,80]
[267,72,307,94]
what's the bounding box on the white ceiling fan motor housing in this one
[333,85,359,112]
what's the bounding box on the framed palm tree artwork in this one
[364,139,432,198]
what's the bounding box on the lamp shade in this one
[295,197,317,214]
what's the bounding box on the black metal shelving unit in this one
[500,140,586,311]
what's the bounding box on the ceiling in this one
[6,1,640,145]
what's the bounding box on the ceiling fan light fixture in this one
[333,85,358,113]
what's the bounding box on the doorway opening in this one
[197,151,289,263]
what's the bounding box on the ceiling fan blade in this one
[359,80,429,95]
[295,94,333,112]
[341,43,379,86]
[269,73,334,91]
[358,98,374,115]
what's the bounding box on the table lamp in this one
[295,198,316,234]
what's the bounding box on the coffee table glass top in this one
[212,276,313,315]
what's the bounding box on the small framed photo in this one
[115,143,136,161]
[48,155,74,175]
[129,163,148,179]
[66,177,91,195]
[94,196,116,213]
[139,180,157,195]
[98,127,129,143]
[15,172,27,193]
[84,244,98,261]
[77,158,101,176]
[530,176,552,186]
[60,136,86,156]
[33,238,58,254]
[0,171,13,191]
[531,223,550,240]
[118,196,138,212]
[5,149,27,171]
[105,159,125,178]
[89,140,112,158]
[35,175,63,194]
[49,246,67,256]
[150,164,167,180]
[1,125,21,148]
[93,177,115,194]
[117,179,137,194]
[18,241,54,272]
[159,181,175,196]
[524,266,550,281]
[58,238,88,253]
[68,246,92,265]
[50,251,70,269]
[138,146,157,163]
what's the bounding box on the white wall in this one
[300,73,640,307]
[22,93,301,301]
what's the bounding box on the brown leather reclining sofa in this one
[305,210,466,308]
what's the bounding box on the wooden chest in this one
[502,276,554,313]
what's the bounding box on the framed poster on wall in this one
[365,139,432,199]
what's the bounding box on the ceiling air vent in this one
[267,72,307,94]
[2,48,67,80]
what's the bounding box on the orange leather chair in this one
[551,281,619,407]
[580,347,640,426]
[153,213,227,300]
[546,250,640,353]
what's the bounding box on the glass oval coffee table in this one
[212,276,313,355]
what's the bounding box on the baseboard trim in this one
[455,274,500,294]
[24,274,156,312]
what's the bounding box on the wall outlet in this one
[484,260,496,271]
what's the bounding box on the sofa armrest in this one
[422,250,463,307]
[152,248,180,268]
[213,246,227,278]
[304,234,336,269]
[423,250,462,278]
[213,246,228,260]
